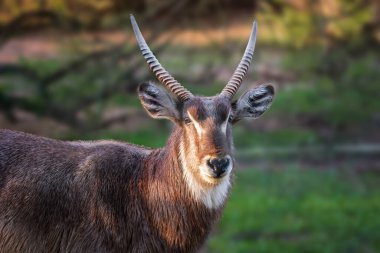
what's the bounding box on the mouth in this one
[208,168,228,179]
[200,172,227,185]
[202,170,228,180]
[200,170,231,186]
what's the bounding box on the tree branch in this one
[0,10,81,46]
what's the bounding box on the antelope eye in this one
[228,114,234,123]
[184,117,192,125]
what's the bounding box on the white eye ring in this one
[187,112,204,135]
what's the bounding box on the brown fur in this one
[0,127,223,253]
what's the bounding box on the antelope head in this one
[131,15,274,197]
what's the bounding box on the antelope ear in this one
[231,84,274,123]
[138,82,180,121]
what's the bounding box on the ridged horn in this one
[130,15,193,101]
[221,21,257,99]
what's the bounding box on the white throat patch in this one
[179,142,231,209]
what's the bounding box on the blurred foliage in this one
[207,167,380,253]
[1,0,378,44]
[65,128,169,148]
[257,0,378,48]
[0,0,379,145]
[0,47,146,130]
[275,49,379,128]
[1,2,380,252]
[233,126,320,148]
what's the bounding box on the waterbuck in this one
[0,15,274,252]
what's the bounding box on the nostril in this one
[207,159,214,169]
[220,158,230,170]
[208,158,221,169]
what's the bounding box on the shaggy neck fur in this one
[162,127,231,209]
[141,127,230,251]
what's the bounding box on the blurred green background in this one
[0,0,379,252]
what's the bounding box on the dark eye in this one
[228,114,234,123]
[184,117,192,125]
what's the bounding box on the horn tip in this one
[130,14,136,22]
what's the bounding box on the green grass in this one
[206,168,380,253]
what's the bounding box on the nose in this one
[207,157,230,178]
